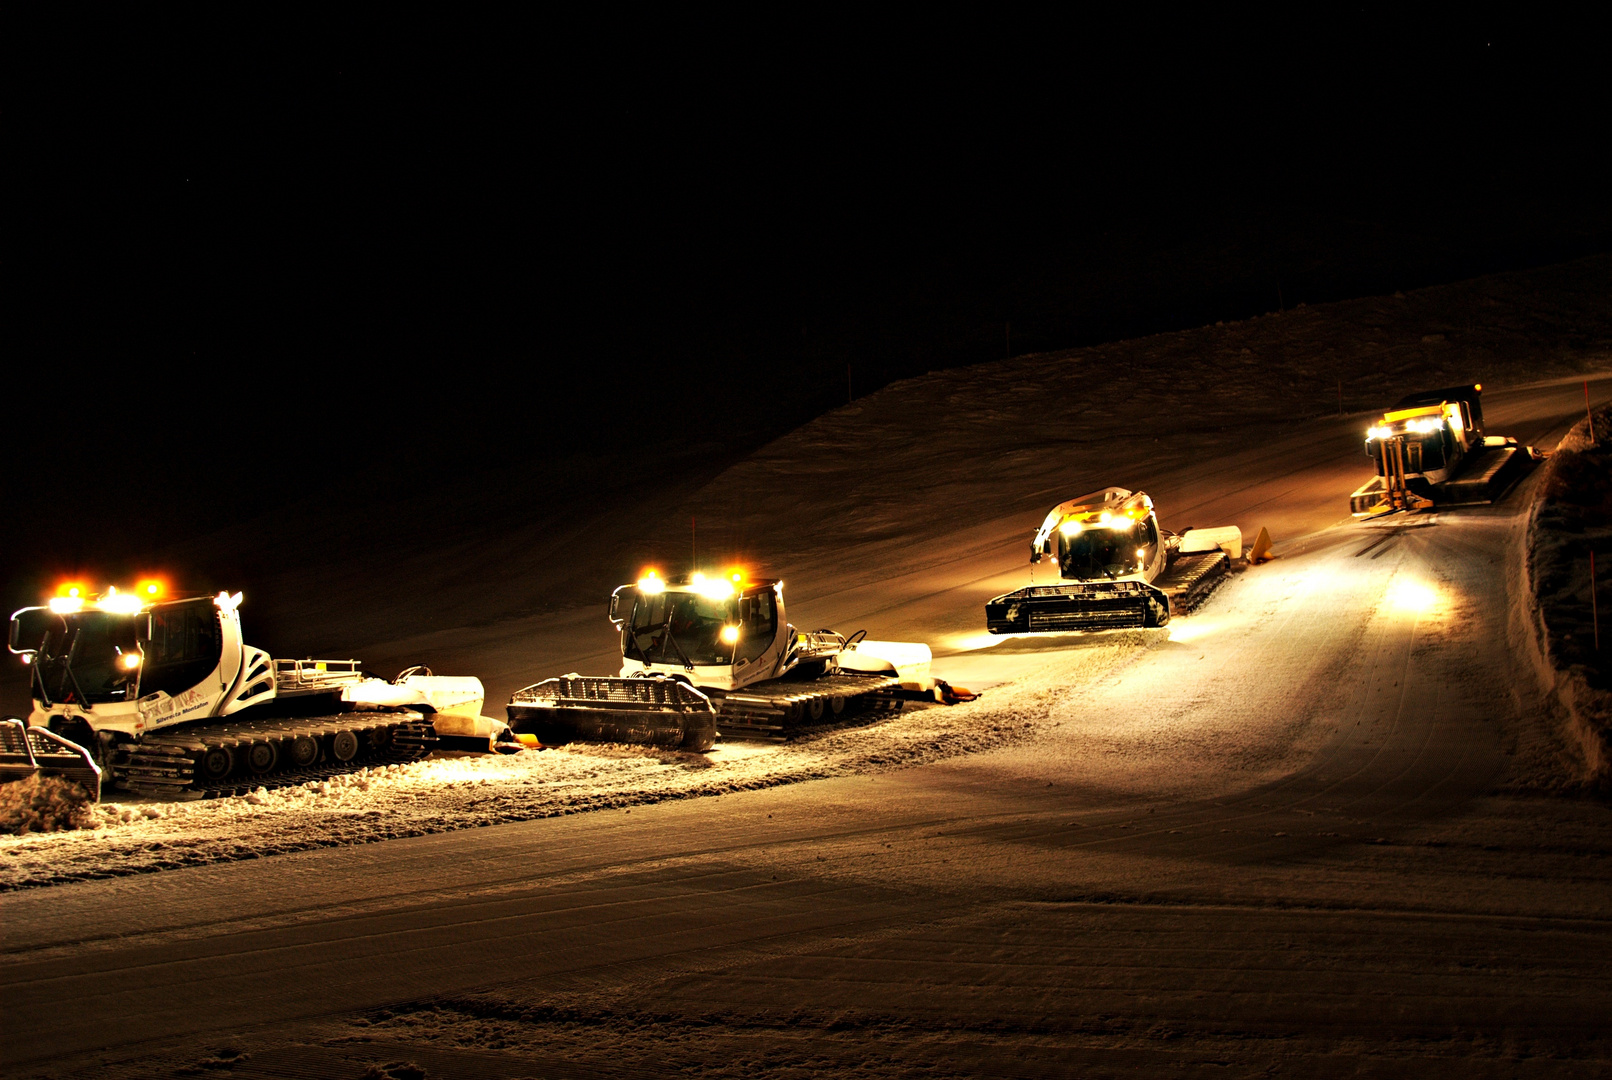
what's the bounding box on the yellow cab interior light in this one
[1059,519,1083,537]
[119,652,142,670]
[720,625,740,644]
[48,595,84,614]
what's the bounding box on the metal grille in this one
[1027,605,1147,631]
[273,658,365,695]
[510,676,713,711]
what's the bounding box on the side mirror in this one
[608,585,634,629]
[9,609,52,655]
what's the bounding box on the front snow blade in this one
[507,676,717,752]
[0,718,103,802]
[986,581,1170,634]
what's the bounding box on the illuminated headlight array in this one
[45,578,167,613]
[689,572,735,599]
[1059,507,1145,535]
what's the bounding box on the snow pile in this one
[0,642,1145,890]
[1526,402,1612,790]
[0,774,98,835]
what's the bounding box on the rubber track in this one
[714,674,905,740]
[114,713,438,800]
[1159,551,1233,615]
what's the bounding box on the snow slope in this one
[3,257,1609,885]
[5,258,1612,1079]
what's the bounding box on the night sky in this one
[5,9,1606,612]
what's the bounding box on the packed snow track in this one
[3,375,1611,1078]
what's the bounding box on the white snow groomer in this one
[507,568,933,748]
[986,488,1240,634]
[1349,384,1537,518]
[3,583,516,799]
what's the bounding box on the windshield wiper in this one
[664,631,696,672]
[653,608,696,672]
[48,631,95,711]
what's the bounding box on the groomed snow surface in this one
[0,640,1147,889]
[4,258,1612,1078]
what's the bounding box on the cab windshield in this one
[11,597,223,706]
[1374,427,1450,474]
[20,610,140,706]
[624,587,778,668]
[1059,520,1155,581]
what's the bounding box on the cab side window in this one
[737,590,777,663]
[140,600,223,697]
[1138,517,1160,562]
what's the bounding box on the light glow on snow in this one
[1166,616,1227,644]
[945,631,1013,653]
[1385,576,1443,616]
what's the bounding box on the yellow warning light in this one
[134,578,166,599]
[1474,383,1482,391]
[720,625,740,644]
[638,569,665,594]
[49,582,87,613]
